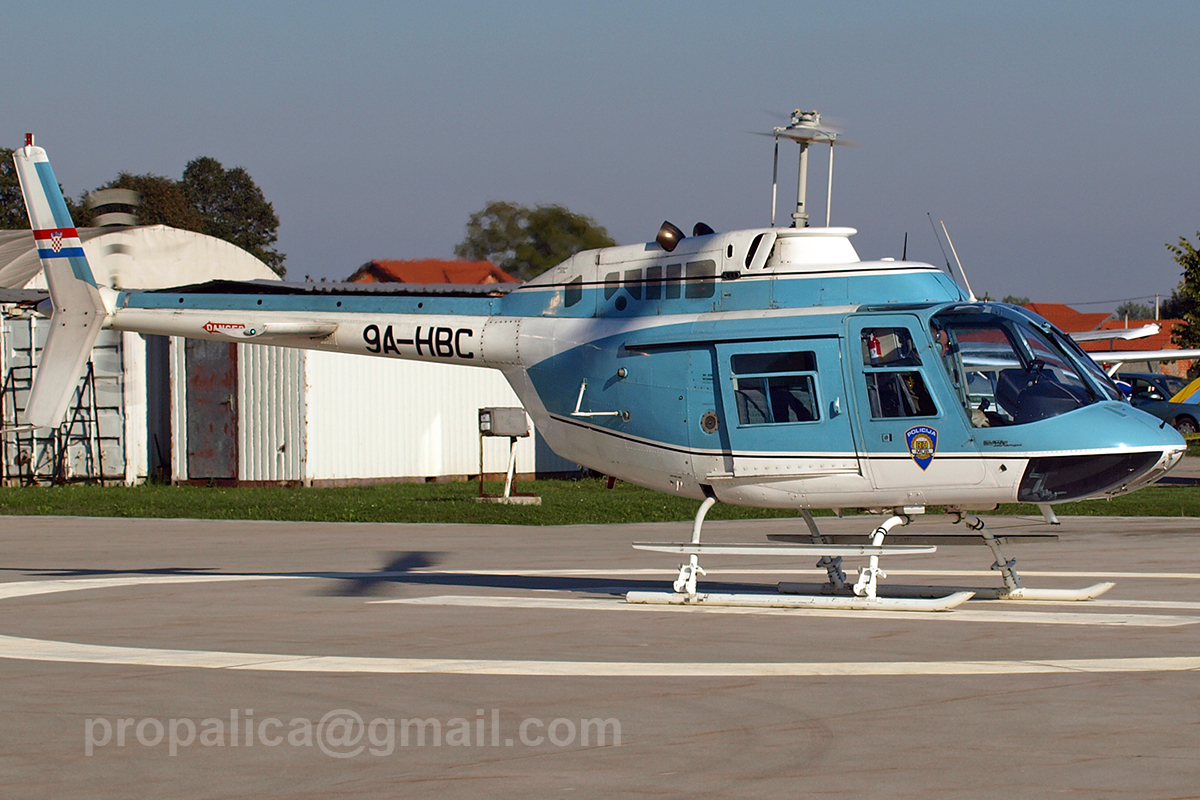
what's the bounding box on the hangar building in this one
[0,227,574,485]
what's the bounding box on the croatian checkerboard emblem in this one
[50,231,63,252]
[905,426,937,470]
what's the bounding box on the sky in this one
[6,1,1199,311]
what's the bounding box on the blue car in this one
[1119,372,1197,434]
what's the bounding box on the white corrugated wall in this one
[121,332,148,484]
[238,343,306,482]
[303,350,547,481]
[168,336,188,481]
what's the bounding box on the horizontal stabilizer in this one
[1070,324,1159,343]
[0,288,49,305]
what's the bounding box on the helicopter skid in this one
[972,582,1115,601]
[777,581,1116,602]
[625,589,975,612]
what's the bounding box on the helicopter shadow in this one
[310,552,776,598]
[1,552,778,599]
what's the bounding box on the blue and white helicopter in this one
[12,115,1186,612]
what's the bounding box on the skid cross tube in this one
[954,512,1020,591]
[673,496,716,596]
[802,508,848,590]
[630,504,976,612]
[951,512,1114,601]
[852,514,911,599]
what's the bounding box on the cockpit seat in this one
[995,369,1028,420]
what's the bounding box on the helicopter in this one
[11,117,1186,612]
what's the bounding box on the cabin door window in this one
[714,337,859,478]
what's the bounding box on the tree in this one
[96,172,204,231]
[0,148,26,229]
[1001,295,1030,306]
[1168,234,1200,348]
[1160,285,1189,320]
[455,201,615,281]
[181,157,285,276]
[1114,300,1154,321]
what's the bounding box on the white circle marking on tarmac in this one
[372,594,1200,627]
[1,575,1199,677]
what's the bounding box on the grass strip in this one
[0,479,1196,525]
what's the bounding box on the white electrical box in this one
[478,407,529,437]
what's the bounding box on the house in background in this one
[347,259,518,285]
[1021,303,1113,335]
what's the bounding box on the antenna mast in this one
[940,220,977,302]
[769,109,839,228]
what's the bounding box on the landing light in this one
[656,221,685,252]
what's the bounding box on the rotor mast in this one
[770,109,839,228]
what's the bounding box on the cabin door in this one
[713,337,859,478]
[845,313,984,492]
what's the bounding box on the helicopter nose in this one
[1016,404,1185,503]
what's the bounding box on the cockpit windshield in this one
[929,306,1122,427]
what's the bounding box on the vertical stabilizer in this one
[12,136,108,428]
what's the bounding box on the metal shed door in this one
[185,339,238,480]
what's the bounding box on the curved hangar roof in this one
[0,225,279,291]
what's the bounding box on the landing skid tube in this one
[624,589,975,612]
[776,582,1114,602]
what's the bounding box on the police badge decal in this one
[905,426,938,470]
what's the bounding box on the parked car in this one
[1119,372,1198,434]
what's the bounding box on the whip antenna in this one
[939,219,977,301]
[927,212,953,272]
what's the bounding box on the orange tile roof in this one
[347,259,519,285]
[1022,302,1111,333]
